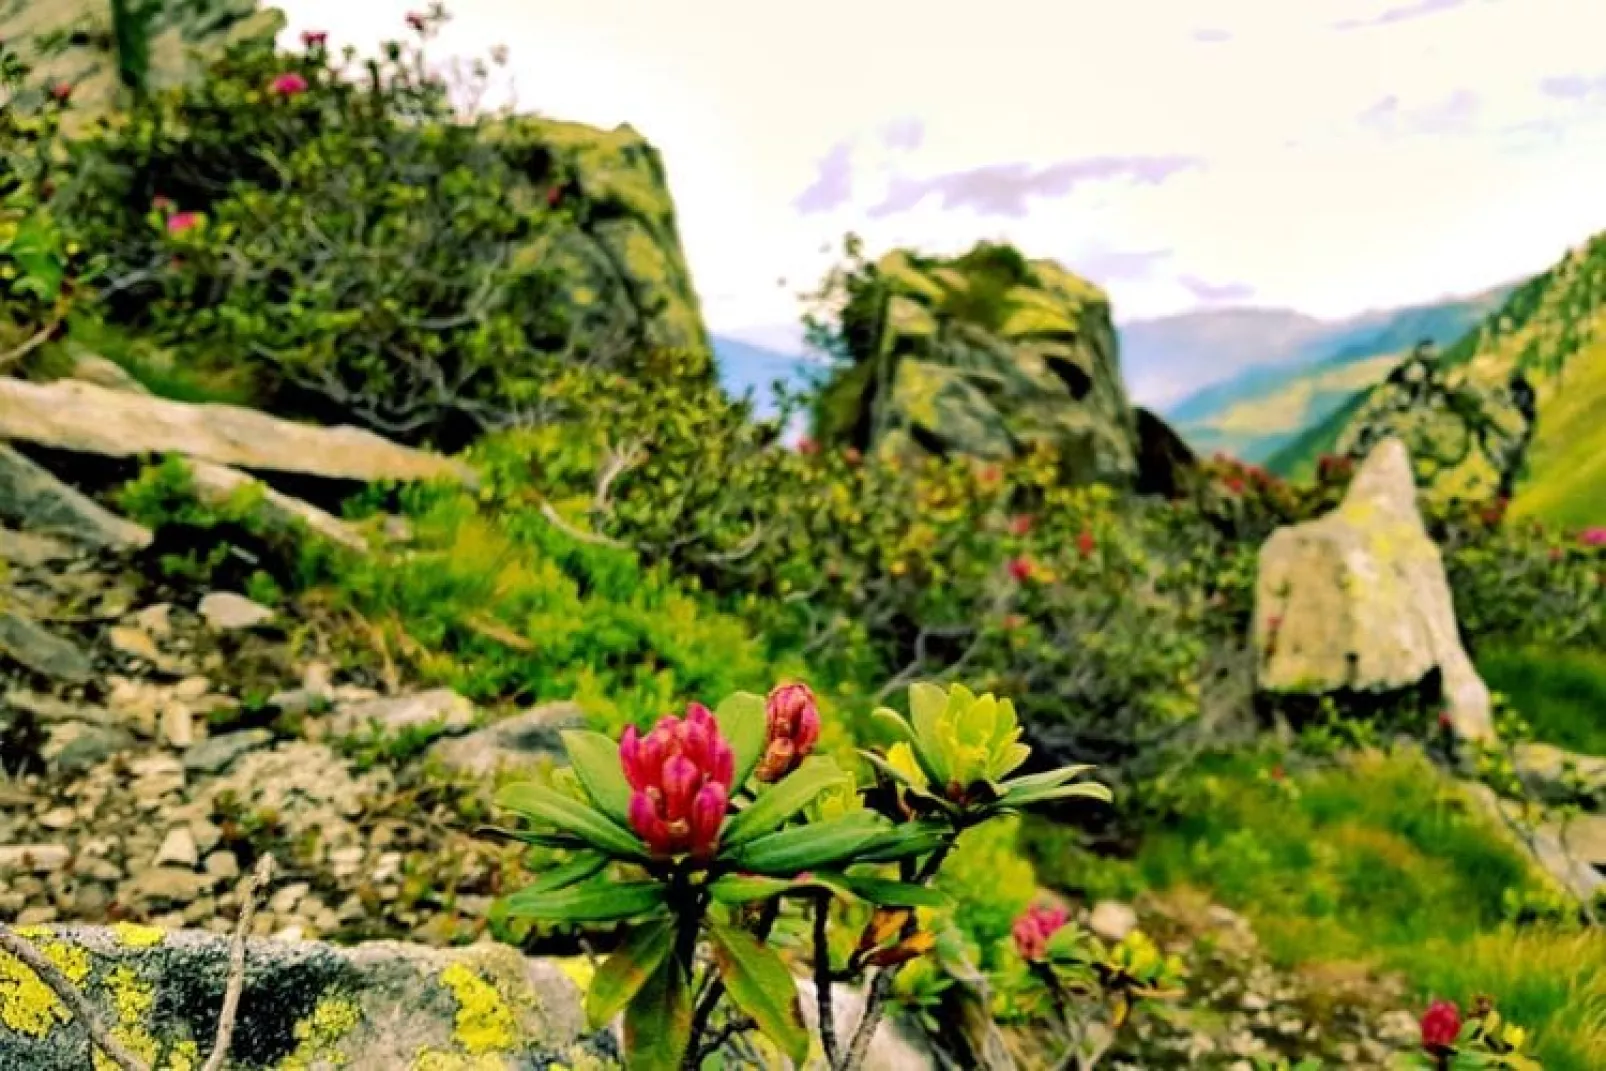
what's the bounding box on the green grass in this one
[1027,747,1606,1070]
[1480,645,1606,756]
[1510,335,1606,528]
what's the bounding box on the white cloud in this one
[273,0,1606,334]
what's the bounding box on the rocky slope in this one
[811,242,1190,491]
[1271,232,1606,526]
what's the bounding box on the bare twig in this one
[813,892,841,1068]
[0,923,148,1071]
[201,852,276,1071]
[539,500,627,549]
[0,316,63,372]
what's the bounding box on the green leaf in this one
[728,812,890,875]
[476,825,590,852]
[561,730,635,826]
[623,956,692,1071]
[723,756,847,847]
[716,691,768,787]
[585,918,675,1028]
[898,685,952,786]
[855,820,953,864]
[500,879,668,922]
[707,871,859,906]
[869,706,915,746]
[496,782,648,861]
[708,923,810,1066]
[856,751,946,808]
[836,873,951,908]
[521,851,608,894]
[999,765,1098,795]
[998,781,1113,810]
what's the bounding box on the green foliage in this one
[1477,646,1606,756]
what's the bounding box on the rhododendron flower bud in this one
[755,682,820,782]
[1011,904,1068,962]
[1582,527,1606,547]
[270,72,309,97]
[1420,999,1461,1051]
[301,30,328,48]
[165,211,200,236]
[620,702,734,858]
[1008,557,1034,583]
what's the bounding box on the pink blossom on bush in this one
[1580,527,1606,547]
[1011,904,1068,962]
[1076,529,1096,558]
[1420,999,1461,1051]
[755,683,821,782]
[48,82,72,103]
[165,211,201,236]
[301,30,328,48]
[270,72,309,97]
[621,703,734,859]
[1008,557,1035,583]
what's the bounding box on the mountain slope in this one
[1169,286,1513,462]
[1272,233,1606,524]
[1119,308,1329,409]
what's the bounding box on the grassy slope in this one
[1028,748,1606,1071]
[1479,646,1606,755]
[1509,334,1606,527]
[1265,385,1369,478]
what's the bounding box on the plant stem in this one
[201,853,275,1071]
[836,843,953,1071]
[684,897,782,1069]
[813,891,840,1068]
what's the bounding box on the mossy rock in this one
[0,926,619,1070]
[814,241,1147,486]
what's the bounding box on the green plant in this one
[487,681,1109,1070]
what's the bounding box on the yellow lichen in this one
[439,962,517,1055]
[412,1052,507,1070]
[1,932,91,1037]
[280,995,362,1070]
[111,922,166,949]
[93,963,192,1071]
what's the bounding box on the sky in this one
[272,0,1606,351]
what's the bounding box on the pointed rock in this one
[0,444,152,550]
[0,611,93,683]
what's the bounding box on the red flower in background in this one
[270,72,309,97]
[1580,527,1606,547]
[755,683,821,782]
[796,436,818,456]
[620,704,734,859]
[1008,557,1035,583]
[165,211,201,236]
[301,29,328,48]
[1420,999,1461,1051]
[49,82,72,103]
[1076,529,1095,558]
[1012,904,1069,962]
[406,10,428,31]
[1009,514,1033,537]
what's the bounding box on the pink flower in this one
[165,211,201,236]
[406,10,427,31]
[1580,527,1606,547]
[270,72,309,97]
[1011,904,1068,962]
[796,436,818,456]
[1076,529,1095,558]
[755,683,821,782]
[620,703,734,859]
[1420,1000,1461,1051]
[1008,557,1035,583]
[1009,514,1033,537]
[49,82,72,103]
[301,29,328,48]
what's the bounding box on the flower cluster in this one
[754,682,820,782]
[621,703,734,858]
[1012,904,1069,962]
[1420,999,1461,1052]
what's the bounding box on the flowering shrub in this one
[1403,996,1540,1070]
[489,681,1109,1070]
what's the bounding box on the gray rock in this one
[331,688,477,741]
[186,458,368,552]
[427,702,583,778]
[45,722,136,773]
[1463,780,1605,901]
[198,591,276,631]
[183,728,274,774]
[1513,742,1606,804]
[0,611,93,683]
[120,867,213,909]
[0,927,613,1070]
[0,443,152,549]
[154,827,201,869]
[0,526,75,566]
[1088,900,1139,944]
[0,844,70,874]
[1253,438,1495,742]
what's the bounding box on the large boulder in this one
[1252,437,1494,741]
[812,242,1147,486]
[0,925,615,1069]
[0,379,474,486]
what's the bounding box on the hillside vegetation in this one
[0,6,1604,1070]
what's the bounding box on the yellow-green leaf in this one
[586,918,675,1028]
[728,811,890,875]
[723,756,847,847]
[708,923,810,1065]
[716,691,768,787]
[496,782,648,861]
[562,729,634,826]
[500,879,667,922]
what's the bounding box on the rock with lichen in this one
[812,242,1161,487]
[1251,437,1494,742]
[0,925,620,1070]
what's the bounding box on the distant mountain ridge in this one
[1146,283,1516,462]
